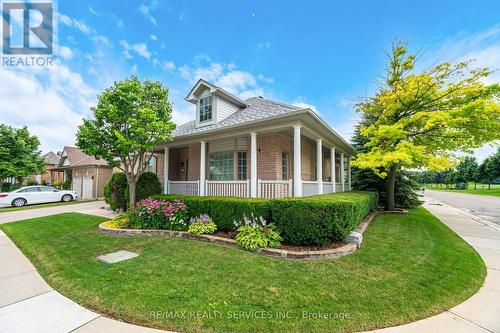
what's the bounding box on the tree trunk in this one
[474,181,477,190]
[385,165,397,211]
[488,181,491,190]
[129,180,137,211]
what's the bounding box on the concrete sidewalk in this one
[0,229,171,333]
[0,200,116,224]
[369,196,500,333]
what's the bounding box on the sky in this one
[0,0,499,161]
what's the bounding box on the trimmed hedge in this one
[153,191,378,246]
[104,173,128,211]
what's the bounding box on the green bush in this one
[26,179,37,186]
[272,192,378,246]
[152,194,272,231]
[62,179,72,190]
[132,198,188,230]
[52,180,62,189]
[188,214,217,235]
[234,214,282,250]
[126,172,162,203]
[1,182,11,192]
[104,173,128,211]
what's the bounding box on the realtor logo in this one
[2,1,53,54]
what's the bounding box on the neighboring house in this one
[50,146,113,200]
[30,151,62,184]
[155,79,355,198]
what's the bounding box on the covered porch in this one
[158,122,352,199]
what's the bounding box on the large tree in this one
[76,77,175,210]
[456,156,479,189]
[352,42,500,210]
[0,124,45,183]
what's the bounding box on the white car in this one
[0,186,79,207]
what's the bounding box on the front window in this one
[147,156,157,173]
[209,152,234,180]
[199,96,213,122]
[237,152,247,180]
[282,152,289,180]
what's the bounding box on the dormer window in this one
[199,96,213,122]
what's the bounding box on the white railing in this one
[336,183,344,193]
[206,180,250,197]
[258,179,292,199]
[323,182,335,194]
[302,181,319,197]
[168,181,199,196]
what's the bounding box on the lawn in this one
[426,183,500,197]
[0,200,94,213]
[0,207,485,333]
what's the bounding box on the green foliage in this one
[41,179,48,186]
[62,180,72,190]
[132,198,188,230]
[1,182,11,192]
[271,192,378,246]
[125,172,162,203]
[103,213,131,229]
[152,194,272,231]
[52,180,62,189]
[188,214,217,235]
[26,179,37,186]
[234,214,282,250]
[104,173,128,211]
[76,76,176,210]
[154,191,378,246]
[352,42,500,210]
[0,124,45,182]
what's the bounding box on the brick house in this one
[155,79,355,198]
[30,151,62,184]
[49,146,114,200]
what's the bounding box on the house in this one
[49,146,114,200]
[154,79,355,198]
[30,151,62,184]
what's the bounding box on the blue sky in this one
[1,0,499,160]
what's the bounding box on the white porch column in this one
[347,156,351,191]
[250,132,257,198]
[293,126,302,197]
[200,141,206,196]
[330,147,336,192]
[163,147,169,194]
[340,152,345,192]
[316,139,323,195]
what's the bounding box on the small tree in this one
[457,156,478,189]
[352,42,500,210]
[480,149,500,189]
[76,77,175,210]
[0,124,45,183]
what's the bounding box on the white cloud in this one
[150,34,158,41]
[178,55,273,99]
[0,64,96,153]
[59,46,74,60]
[91,35,112,47]
[153,59,176,72]
[120,40,151,60]
[292,101,317,113]
[58,13,94,36]
[139,1,159,26]
[256,41,272,51]
[88,6,98,16]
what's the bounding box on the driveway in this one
[425,190,500,226]
[0,201,115,224]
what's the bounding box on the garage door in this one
[82,176,93,199]
[72,177,82,198]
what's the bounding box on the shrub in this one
[41,179,48,186]
[62,179,72,190]
[104,173,128,211]
[132,198,188,230]
[234,214,282,250]
[188,214,217,235]
[26,179,37,186]
[103,213,131,229]
[126,172,162,203]
[152,195,272,231]
[271,191,378,246]
[1,182,11,192]
[53,180,62,189]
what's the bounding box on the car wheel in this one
[62,194,73,202]
[12,198,26,207]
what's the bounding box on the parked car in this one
[0,186,79,207]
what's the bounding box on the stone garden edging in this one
[98,210,397,260]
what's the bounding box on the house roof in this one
[42,151,60,165]
[173,96,304,137]
[58,146,110,168]
[185,79,247,107]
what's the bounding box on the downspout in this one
[95,165,99,200]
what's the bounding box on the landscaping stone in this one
[97,250,139,264]
[344,231,363,248]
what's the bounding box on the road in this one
[425,190,500,225]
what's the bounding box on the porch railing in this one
[206,180,250,197]
[302,181,319,196]
[258,179,292,199]
[168,180,199,196]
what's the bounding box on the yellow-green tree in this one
[352,43,500,210]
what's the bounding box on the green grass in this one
[0,208,485,333]
[426,183,500,197]
[0,200,95,213]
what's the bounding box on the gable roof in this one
[184,79,247,107]
[58,146,110,167]
[42,151,60,165]
[173,96,304,137]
